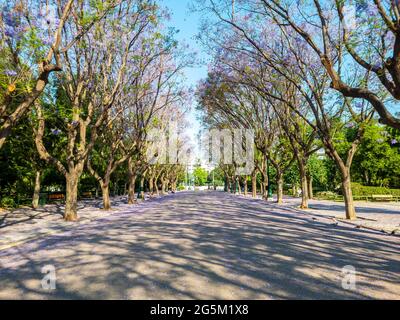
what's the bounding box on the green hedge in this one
[0,196,16,208]
[315,191,338,198]
[351,183,400,197]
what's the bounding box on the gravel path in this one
[0,191,399,299]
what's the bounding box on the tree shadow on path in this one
[0,192,399,299]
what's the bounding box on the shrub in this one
[315,191,338,198]
[351,183,400,196]
[0,196,16,208]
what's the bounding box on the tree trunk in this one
[155,176,160,195]
[298,160,309,209]
[102,183,111,210]
[171,180,177,192]
[308,175,313,199]
[32,170,41,209]
[127,157,137,204]
[128,174,136,204]
[140,176,145,199]
[65,173,79,221]
[340,167,356,220]
[262,173,268,200]
[276,172,284,204]
[224,176,229,192]
[330,143,358,220]
[300,172,309,209]
[252,172,257,198]
[149,177,154,195]
[244,177,248,196]
[161,179,167,195]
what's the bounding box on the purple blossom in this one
[355,102,363,109]
[385,32,395,44]
[391,139,398,145]
[4,69,17,76]
[1,5,24,40]
[2,11,16,27]
[46,12,60,29]
[345,122,355,128]
[4,25,18,38]
[42,37,53,46]
[372,63,381,70]
[51,128,61,135]
[282,55,293,66]
[35,9,60,39]
[87,80,95,90]
[366,4,379,17]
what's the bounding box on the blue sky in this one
[162,0,208,86]
[162,0,210,162]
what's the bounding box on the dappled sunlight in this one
[0,192,399,299]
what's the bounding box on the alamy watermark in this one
[41,264,56,290]
[341,265,356,290]
[146,121,255,175]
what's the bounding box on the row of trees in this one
[0,0,192,220]
[195,0,400,220]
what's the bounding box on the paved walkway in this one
[0,192,399,299]
[0,196,142,250]
[259,196,400,234]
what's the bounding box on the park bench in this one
[48,192,65,202]
[371,194,393,202]
[80,191,93,199]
